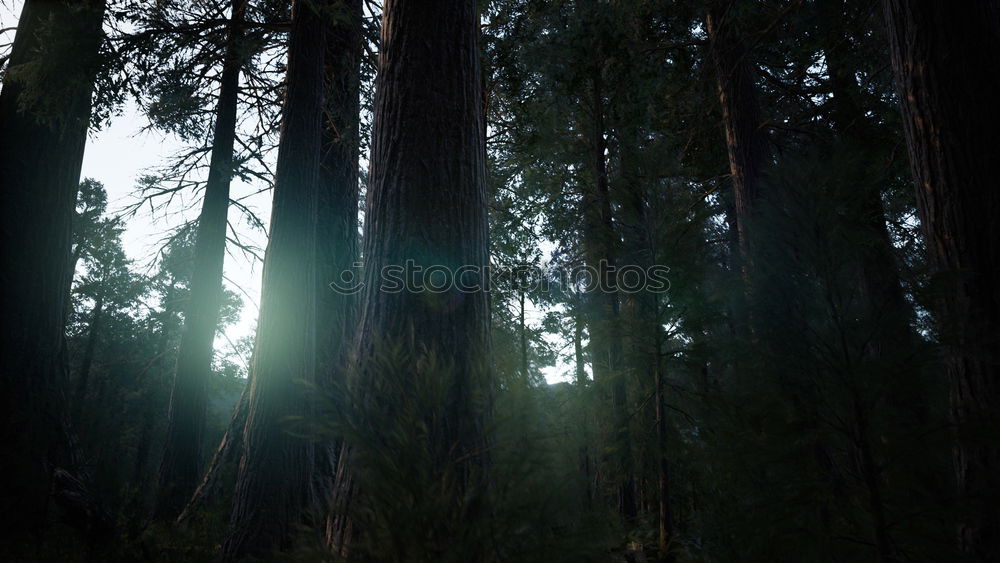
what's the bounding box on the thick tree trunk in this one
[316,0,361,391]
[329,0,492,555]
[882,2,1000,560]
[0,0,106,546]
[155,0,246,520]
[220,0,326,558]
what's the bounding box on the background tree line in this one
[0,0,996,562]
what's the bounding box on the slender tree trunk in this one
[574,301,587,385]
[621,142,675,560]
[520,288,530,379]
[329,0,492,555]
[220,0,327,558]
[125,280,183,524]
[819,6,908,560]
[71,295,105,426]
[821,0,912,353]
[155,0,247,520]
[0,0,106,545]
[882,3,1000,560]
[581,64,637,522]
[654,355,674,562]
[313,0,362,522]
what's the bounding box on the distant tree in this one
[155,0,250,521]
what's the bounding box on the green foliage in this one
[61,180,246,553]
[308,344,615,563]
[9,0,965,559]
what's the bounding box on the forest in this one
[0,0,998,561]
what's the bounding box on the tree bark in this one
[316,0,361,392]
[882,2,1000,560]
[705,0,769,259]
[329,0,492,555]
[0,0,106,546]
[220,0,326,558]
[155,0,247,520]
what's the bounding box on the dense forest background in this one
[1,0,998,562]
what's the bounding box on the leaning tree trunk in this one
[220,0,327,559]
[155,0,247,520]
[882,3,1000,560]
[328,0,492,556]
[0,0,106,547]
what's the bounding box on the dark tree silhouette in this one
[0,0,107,545]
[883,2,1000,560]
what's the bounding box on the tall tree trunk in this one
[882,2,1000,560]
[574,300,587,385]
[705,0,769,260]
[819,5,909,560]
[582,64,637,522]
[0,0,106,545]
[620,145,674,561]
[71,294,104,426]
[821,0,912,353]
[330,0,492,555]
[155,0,247,520]
[220,0,326,558]
[313,0,362,517]
[316,0,361,390]
[520,288,530,379]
